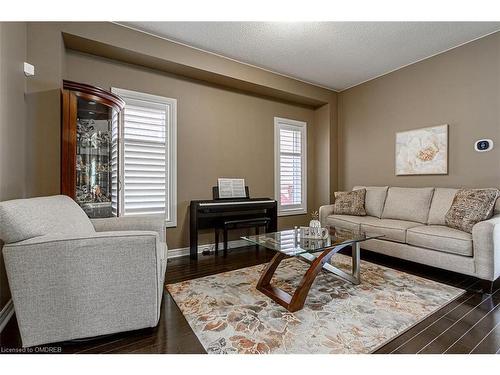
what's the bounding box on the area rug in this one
[166,254,464,354]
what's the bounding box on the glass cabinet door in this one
[75,97,116,218]
[61,80,125,219]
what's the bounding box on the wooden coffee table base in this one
[256,242,361,312]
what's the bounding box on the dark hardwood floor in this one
[1,246,499,354]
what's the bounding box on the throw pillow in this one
[333,189,367,216]
[445,188,499,233]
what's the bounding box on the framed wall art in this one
[395,124,448,175]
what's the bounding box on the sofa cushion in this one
[494,195,500,215]
[428,188,458,225]
[326,215,376,231]
[353,186,388,218]
[445,188,499,233]
[325,214,375,232]
[0,195,95,243]
[382,187,434,224]
[360,217,421,243]
[407,225,472,257]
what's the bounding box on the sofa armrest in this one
[472,214,500,281]
[91,215,166,243]
[319,204,335,226]
[2,231,165,346]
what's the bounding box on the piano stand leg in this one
[255,226,260,251]
[223,227,228,257]
[214,229,219,254]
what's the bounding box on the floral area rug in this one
[166,254,464,354]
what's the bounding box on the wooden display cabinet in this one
[61,80,125,218]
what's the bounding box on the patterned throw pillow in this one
[445,188,499,233]
[333,189,367,216]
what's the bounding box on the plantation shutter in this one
[122,97,168,216]
[111,109,119,216]
[275,118,307,215]
[279,128,302,206]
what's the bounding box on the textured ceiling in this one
[120,22,500,91]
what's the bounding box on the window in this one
[274,117,307,216]
[111,88,177,227]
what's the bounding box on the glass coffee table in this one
[242,227,382,312]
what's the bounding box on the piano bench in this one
[215,217,271,255]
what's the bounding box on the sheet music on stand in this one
[217,178,246,199]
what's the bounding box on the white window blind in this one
[274,117,307,216]
[123,98,167,216]
[111,110,119,216]
[111,88,177,227]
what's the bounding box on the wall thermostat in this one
[474,139,494,152]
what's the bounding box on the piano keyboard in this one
[199,200,274,206]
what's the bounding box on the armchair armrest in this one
[2,231,165,346]
[319,204,335,226]
[91,215,166,243]
[472,214,500,281]
[4,230,158,247]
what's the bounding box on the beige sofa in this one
[319,187,500,291]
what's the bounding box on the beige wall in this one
[0,22,27,309]
[339,32,500,190]
[313,103,332,207]
[25,23,64,197]
[329,94,339,196]
[64,51,320,249]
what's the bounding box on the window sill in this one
[278,209,307,217]
[165,220,177,228]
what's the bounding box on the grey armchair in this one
[0,195,167,347]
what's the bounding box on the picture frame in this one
[395,124,448,176]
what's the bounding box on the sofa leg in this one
[480,277,500,294]
[481,280,494,294]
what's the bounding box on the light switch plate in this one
[23,62,35,77]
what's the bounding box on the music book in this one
[217,178,246,198]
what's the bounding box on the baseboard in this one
[168,239,249,259]
[0,299,14,333]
